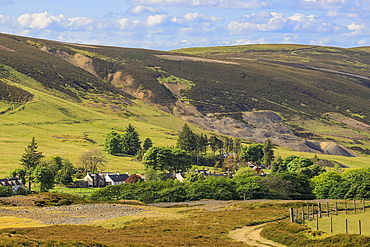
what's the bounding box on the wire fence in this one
[290,199,369,235]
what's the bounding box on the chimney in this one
[117,171,119,175]
[126,172,129,175]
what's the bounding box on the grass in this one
[0,201,290,246]
[0,217,44,229]
[49,185,98,198]
[274,146,370,169]
[306,207,370,236]
[0,82,190,178]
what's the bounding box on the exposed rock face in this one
[182,111,357,157]
[41,46,99,77]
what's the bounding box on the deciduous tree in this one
[104,130,122,154]
[79,149,106,174]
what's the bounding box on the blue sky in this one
[0,0,369,50]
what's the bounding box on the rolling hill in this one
[0,33,369,176]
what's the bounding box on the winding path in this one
[229,223,286,247]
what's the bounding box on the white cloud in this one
[171,12,223,24]
[228,11,341,34]
[130,5,159,14]
[228,12,288,33]
[130,0,272,8]
[68,17,95,30]
[17,12,65,29]
[234,37,265,45]
[146,14,168,26]
[116,18,131,30]
[358,39,366,45]
[0,14,10,25]
[311,37,332,45]
[345,22,365,36]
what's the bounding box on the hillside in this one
[0,33,369,176]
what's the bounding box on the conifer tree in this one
[177,123,196,152]
[20,137,44,190]
[261,138,274,167]
[122,124,141,155]
[143,137,153,151]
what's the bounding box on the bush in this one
[0,186,13,197]
[15,186,28,196]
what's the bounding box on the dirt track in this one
[230,223,286,247]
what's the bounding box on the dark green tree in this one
[19,137,44,191]
[239,143,263,164]
[142,146,192,173]
[216,138,224,155]
[54,160,75,185]
[234,138,241,155]
[261,139,274,167]
[122,124,141,155]
[104,130,122,154]
[271,156,283,173]
[169,148,192,173]
[177,124,196,152]
[33,166,55,192]
[143,137,153,151]
[209,135,219,154]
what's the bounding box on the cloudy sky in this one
[0,0,369,50]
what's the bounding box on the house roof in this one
[0,177,23,187]
[106,174,129,182]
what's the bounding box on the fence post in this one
[330,217,333,233]
[296,208,299,223]
[345,219,348,234]
[345,200,347,214]
[335,201,338,215]
[312,204,315,218]
[363,198,365,212]
[307,205,310,220]
[302,206,304,223]
[327,202,329,217]
[354,200,356,213]
[359,220,362,235]
[316,214,319,231]
[318,202,322,218]
[290,208,294,223]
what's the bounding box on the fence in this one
[289,199,368,235]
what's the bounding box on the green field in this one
[0,82,193,178]
[306,204,370,235]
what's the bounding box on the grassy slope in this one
[0,35,369,177]
[0,81,193,178]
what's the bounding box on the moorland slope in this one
[0,33,369,176]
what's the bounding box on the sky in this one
[0,0,369,50]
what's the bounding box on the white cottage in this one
[105,173,129,185]
[0,177,24,194]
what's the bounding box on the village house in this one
[82,173,106,187]
[0,177,24,194]
[105,173,129,185]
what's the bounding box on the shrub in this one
[0,186,13,197]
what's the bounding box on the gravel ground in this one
[149,199,333,211]
[0,204,148,225]
[0,197,333,226]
